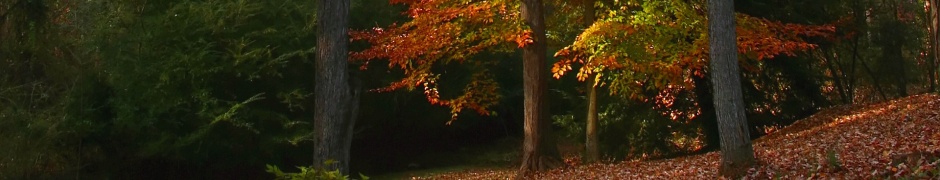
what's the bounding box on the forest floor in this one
[395,93,940,179]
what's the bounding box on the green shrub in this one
[552,94,697,161]
[266,161,369,180]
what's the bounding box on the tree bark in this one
[517,0,563,176]
[314,0,354,174]
[584,75,599,163]
[929,0,940,92]
[582,0,600,164]
[707,0,756,178]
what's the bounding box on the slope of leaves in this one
[410,94,940,179]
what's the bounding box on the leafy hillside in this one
[412,94,940,179]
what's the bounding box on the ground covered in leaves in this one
[408,94,940,179]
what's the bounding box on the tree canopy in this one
[1,0,936,178]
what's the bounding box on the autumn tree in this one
[708,0,756,177]
[517,0,564,175]
[351,0,564,175]
[552,0,833,153]
[351,0,512,121]
[569,0,602,163]
[315,0,357,174]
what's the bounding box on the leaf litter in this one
[410,94,940,179]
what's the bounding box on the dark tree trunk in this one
[878,20,908,97]
[707,0,756,178]
[314,0,354,174]
[850,33,860,103]
[582,0,600,163]
[849,0,866,103]
[693,75,721,152]
[931,0,940,92]
[823,49,850,104]
[850,0,890,102]
[518,0,563,176]
[860,57,889,101]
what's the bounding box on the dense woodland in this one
[1,0,938,179]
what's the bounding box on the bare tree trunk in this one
[582,0,600,164]
[584,75,599,163]
[850,34,860,103]
[849,1,887,101]
[823,50,850,104]
[707,0,756,178]
[929,0,940,92]
[517,0,563,176]
[878,20,908,97]
[848,0,866,103]
[860,57,889,100]
[314,0,354,174]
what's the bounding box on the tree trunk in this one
[314,0,354,174]
[707,0,756,178]
[850,32,860,103]
[930,0,940,92]
[518,0,563,176]
[878,20,908,97]
[582,0,600,164]
[584,75,599,163]
[693,75,721,151]
[860,57,889,101]
[823,49,850,104]
[848,0,865,103]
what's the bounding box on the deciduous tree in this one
[315,0,356,174]
[580,0,600,163]
[929,0,940,92]
[708,0,755,177]
[518,0,564,175]
[351,0,564,175]
[551,0,833,152]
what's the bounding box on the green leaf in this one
[323,159,338,166]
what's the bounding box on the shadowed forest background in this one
[1,0,939,179]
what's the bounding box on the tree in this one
[929,0,940,92]
[518,0,564,175]
[351,0,511,121]
[62,0,323,178]
[707,0,756,177]
[552,0,833,153]
[351,0,564,175]
[580,0,600,163]
[315,0,356,174]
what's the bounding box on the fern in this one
[265,162,369,180]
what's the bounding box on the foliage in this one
[548,0,839,153]
[0,0,88,178]
[350,0,522,121]
[266,161,371,180]
[553,93,702,161]
[1,0,326,178]
[551,114,581,140]
[2,0,938,178]
[552,0,834,97]
[89,0,317,136]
